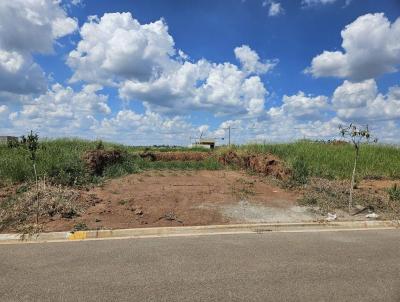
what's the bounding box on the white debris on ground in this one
[326,213,337,221]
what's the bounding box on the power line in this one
[223,126,237,146]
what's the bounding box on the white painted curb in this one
[0,220,398,244]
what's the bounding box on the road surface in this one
[1,230,399,301]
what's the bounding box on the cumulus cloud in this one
[210,115,341,144]
[0,50,46,94]
[306,13,400,81]
[268,91,330,120]
[0,0,78,54]
[68,12,276,117]
[332,79,377,109]
[94,109,197,145]
[68,12,176,85]
[332,79,400,122]
[0,0,78,95]
[120,60,268,116]
[9,84,111,136]
[216,80,400,144]
[234,45,277,74]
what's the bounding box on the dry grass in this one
[299,178,400,218]
[0,181,86,235]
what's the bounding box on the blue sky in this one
[1,0,400,145]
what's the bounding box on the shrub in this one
[82,149,125,176]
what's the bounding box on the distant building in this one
[0,136,18,145]
[190,138,216,150]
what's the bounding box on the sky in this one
[0,0,400,145]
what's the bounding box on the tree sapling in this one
[339,124,376,213]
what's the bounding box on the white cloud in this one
[0,104,8,115]
[68,12,275,117]
[302,0,337,7]
[268,2,284,16]
[9,84,111,136]
[234,45,277,74]
[0,0,78,54]
[262,1,284,17]
[211,116,341,144]
[68,12,176,85]
[120,60,268,116]
[307,13,400,81]
[71,0,83,6]
[0,50,46,94]
[268,91,330,120]
[332,79,377,109]
[94,110,197,145]
[0,0,78,95]
[332,79,400,122]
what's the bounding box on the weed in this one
[73,222,88,232]
[290,156,309,186]
[388,184,400,202]
[0,184,85,233]
[299,177,400,217]
[232,178,256,199]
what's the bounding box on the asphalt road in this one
[1,230,400,302]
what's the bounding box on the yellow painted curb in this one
[0,220,398,244]
[68,231,87,240]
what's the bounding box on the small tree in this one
[339,124,375,213]
[26,131,40,223]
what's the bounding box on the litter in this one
[365,213,379,219]
[326,213,337,221]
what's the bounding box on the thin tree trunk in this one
[33,163,39,224]
[349,147,359,213]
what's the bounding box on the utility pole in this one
[223,126,236,146]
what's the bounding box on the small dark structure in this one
[0,136,18,145]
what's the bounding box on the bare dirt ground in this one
[44,170,308,232]
[358,179,399,191]
[2,171,397,233]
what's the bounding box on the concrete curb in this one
[0,220,398,244]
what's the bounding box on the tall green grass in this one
[0,138,220,186]
[1,138,399,186]
[238,141,400,180]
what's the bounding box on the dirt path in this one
[44,170,308,232]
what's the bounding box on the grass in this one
[236,141,400,180]
[0,138,222,186]
[1,138,400,187]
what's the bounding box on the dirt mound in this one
[218,150,242,166]
[139,151,210,161]
[83,149,124,175]
[245,155,290,180]
[219,151,290,180]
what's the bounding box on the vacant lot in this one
[1,139,400,234]
[40,170,306,232]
